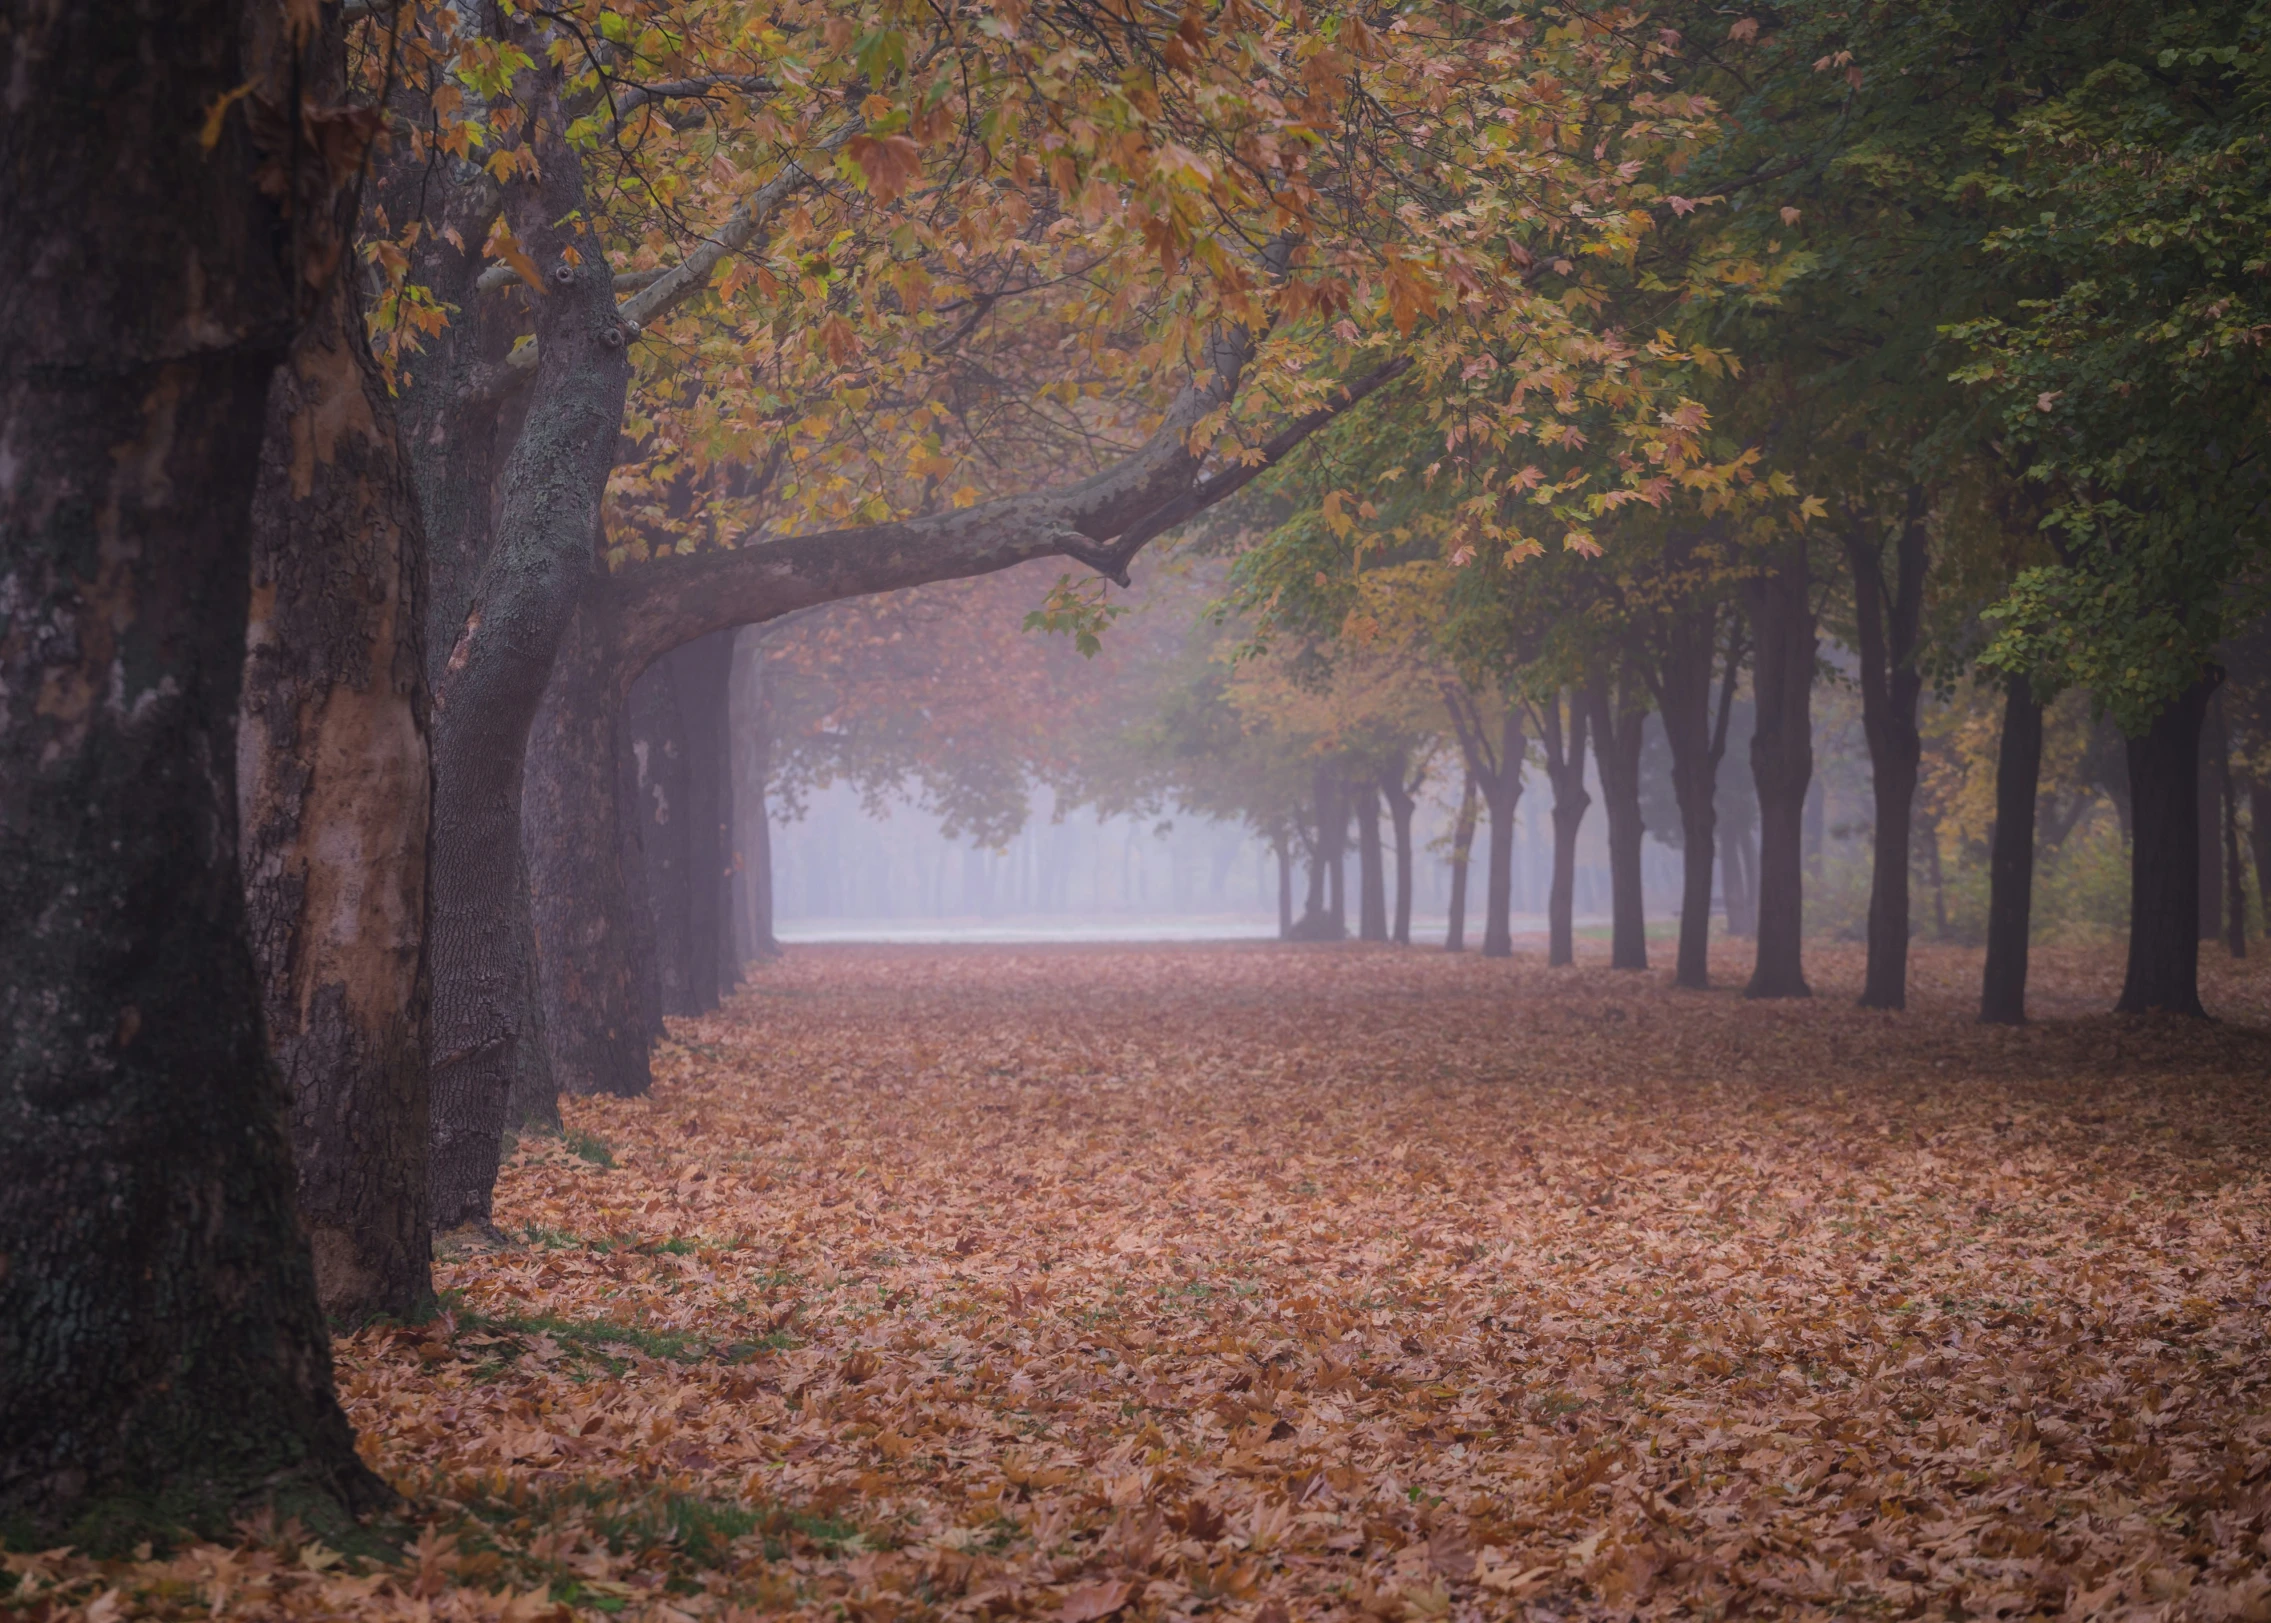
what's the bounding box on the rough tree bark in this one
[1980,676,2044,1025]
[1744,541,1816,999]
[2118,671,2219,1016]
[1536,693,1592,967]
[0,0,384,1536]
[1585,667,1649,973]
[422,47,633,1232]
[1847,491,1929,1010]
[240,215,433,1325]
[524,596,656,1100]
[1444,769,1479,952]
[1354,778,1389,942]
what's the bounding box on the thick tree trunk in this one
[1355,780,1388,941]
[240,258,434,1323]
[525,601,655,1099]
[2118,672,2218,1016]
[1275,835,1295,938]
[665,633,735,1009]
[423,55,633,1231]
[1586,670,1649,972]
[1537,694,1592,967]
[0,0,383,1533]
[1980,676,2043,1025]
[1445,770,1478,952]
[1744,543,1816,999]
[1848,495,1928,1010]
[2200,690,2228,943]
[1381,763,1418,945]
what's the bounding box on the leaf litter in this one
[10,940,2271,1621]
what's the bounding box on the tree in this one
[2,0,384,1537]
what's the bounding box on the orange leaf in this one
[1059,1580,1133,1621]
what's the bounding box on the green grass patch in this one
[562,1129,615,1168]
[433,1476,861,1602]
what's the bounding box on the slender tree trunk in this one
[1274,834,1294,938]
[1445,770,1478,952]
[2250,778,2271,929]
[1355,779,1388,941]
[0,0,385,1532]
[628,657,698,1013]
[1980,675,2043,1025]
[1537,694,1592,967]
[665,633,734,1011]
[524,601,655,1099]
[1381,764,1418,946]
[238,196,434,1322]
[2223,729,2246,960]
[1847,493,1928,1010]
[732,631,785,962]
[1744,542,1816,999]
[1586,669,1649,972]
[423,58,634,1229]
[1659,613,1743,990]
[2200,690,2228,944]
[2119,672,2219,1015]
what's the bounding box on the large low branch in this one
[603,348,1410,684]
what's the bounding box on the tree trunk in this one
[665,634,734,1009]
[1744,542,1816,999]
[2200,689,2228,943]
[2251,778,2271,930]
[1445,770,1478,952]
[1381,763,1419,946]
[423,54,634,1232]
[1586,670,1649,972]
[1980,675,2043,1025]
[1355,779,1388,941]
[731,630,785,962]
[2225,740,2248,959]
[1290,765,1347,939]
[2118,672,2218,1016]
[628,656,698,1014]
[524,600,655,1099]
[238,189,434,1322]
[1444,688,1524,958]
[1537,693,1592,967]
[1847,493,1929,1010]
[0,0,385,1533]
[1651,609,1740,990]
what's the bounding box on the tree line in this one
[2,0,2264,1546]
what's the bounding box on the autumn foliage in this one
[13,942,2271,1620]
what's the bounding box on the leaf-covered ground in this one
[14,942,2271,1621]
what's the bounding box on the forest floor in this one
[15,940,2271,1622]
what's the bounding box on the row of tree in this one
[3,0,2263,1546]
